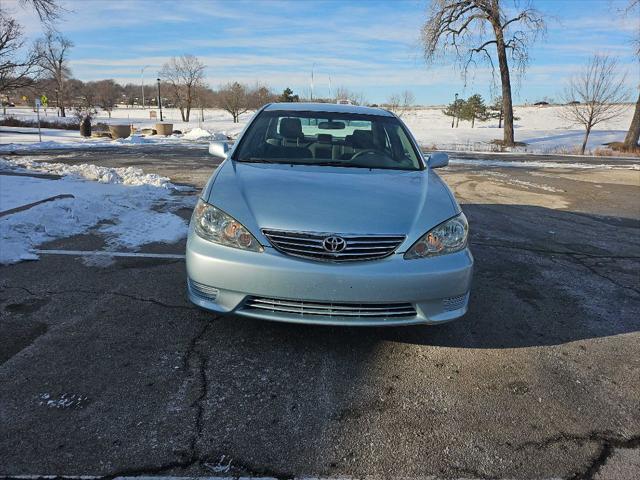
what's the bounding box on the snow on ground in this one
[0,126,231,152]
[401,104,636,154]
[0,158,194,264]
[1,104,637,155]
[449,157,639,170]
[0,107,248,152]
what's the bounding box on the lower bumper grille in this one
[188,279,219,301]
[243,297,416,318]
[443,294,467,311]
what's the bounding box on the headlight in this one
[404,213,468,259]
[192,199,263,252]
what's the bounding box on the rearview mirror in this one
[318,121,345,130]
[209,141,229,160]
[428,152,449,168]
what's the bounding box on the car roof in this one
[263,102,394,117]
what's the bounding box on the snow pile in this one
[0,157,179,188]
[0,159,194,264]
[183,127,213,140]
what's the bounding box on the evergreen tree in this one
[279,87,299,103]
[442,98,465,128]
[460,94,489,128]
[489,96,504,129]
[488,96,520,129]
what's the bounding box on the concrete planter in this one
[155,123,173,136]
[109,125,131,139]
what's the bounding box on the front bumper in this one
[185,232,473,326]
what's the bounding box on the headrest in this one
[279,118,303,138]
[352,129,373,148]
[317,133,332,144]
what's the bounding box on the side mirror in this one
[209,141,229,160]
[428,152,449,169]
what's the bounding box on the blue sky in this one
[10,0,640,104]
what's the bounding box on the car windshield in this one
[233,110,423,171]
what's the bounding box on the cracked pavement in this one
[0,147,639,479]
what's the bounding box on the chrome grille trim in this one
[243,297,416,318]
[262,229,405,262]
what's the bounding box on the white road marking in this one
[34,249,185,259]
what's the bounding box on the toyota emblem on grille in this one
[323,236,347,253]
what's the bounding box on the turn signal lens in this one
[404,213,468,259]
[192,199,263,252]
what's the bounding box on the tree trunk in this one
[493,25,515,146]
[455,116,459,128]
[581,126,592,155]
[60,105,65,117]
[471,116,475,128]
[498,110,503,129]
[180,107,186,122]
[185,106,190,122]
[623,92,640,150]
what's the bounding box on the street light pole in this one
[157,78,163,121]
[452,92,458,128]
[310,63,315,101]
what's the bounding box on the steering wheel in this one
[350,149,379,160]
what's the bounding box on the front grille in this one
[244,297,416,318]
[188,279,219,301]
[262,229,405,262]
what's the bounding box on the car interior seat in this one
[279,118,305,147]
[311,133,333,159]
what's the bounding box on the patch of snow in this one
[450,158,639,170]
[0,159,195,264]
[477,170,565,192]
[100,210,188,249]
[182,127,213,140]
[0,174,73,211]
[38,393,88,408]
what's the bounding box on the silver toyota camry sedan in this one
[186,103,473,326]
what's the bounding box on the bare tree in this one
[334,86,367,105]
[422,0,545,146]
[74,80,97,121]
[217,82,250,123]
[623,92,640,151]
[248,83,276,109]
[192,84,216,123]
[386,90,415,117]
[621,0,640,150]
[159,54,206,122]
[18,0,61,22]
[35,29,72,117]
[0,15,42,95]
[91,79,121,118]
[559,55,629,155]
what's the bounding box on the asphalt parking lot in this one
[1,147,639,479]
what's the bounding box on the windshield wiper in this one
[236,157,276,163]
[310,161,371,169]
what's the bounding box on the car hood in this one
[204,161,460,249]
